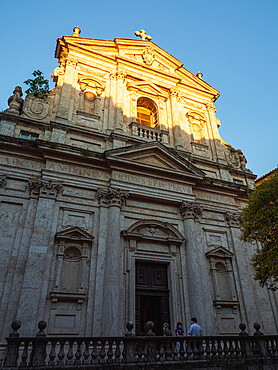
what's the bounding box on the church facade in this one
[0,27,277,348]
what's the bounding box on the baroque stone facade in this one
[0,27,277,357]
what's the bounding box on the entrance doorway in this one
[135,261,170,335]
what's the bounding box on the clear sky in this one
[1,0,277,177]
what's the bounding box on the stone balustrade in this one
[129,121,169,143]
[2,321,278,369]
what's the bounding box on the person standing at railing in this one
[163,323,173,336]
[188,317,202,336]
[175,322,186,356]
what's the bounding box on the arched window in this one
[137,97,158,128]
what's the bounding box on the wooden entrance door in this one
[135,261,170,335]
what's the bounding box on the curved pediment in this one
[122,219,184,245]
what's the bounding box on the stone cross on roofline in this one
[135,29,152,41]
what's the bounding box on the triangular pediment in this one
[56,226,94,241]
[57,36,219,97]
[206,246,234,259]
[105,141,205,177]
[127,80,168,98]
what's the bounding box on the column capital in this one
[225,211,241,228]
[97,187,129,208]
[28,178,63,199]
[179,201,202,220]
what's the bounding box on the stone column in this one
[16,179,62,336]
[179,201,204,322]
[115,71,126,132]
[225,211,256,332]
[169,88,183,149]
[97,188,128,336]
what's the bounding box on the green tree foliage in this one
[241,172,278,290]
[24,70,49,96]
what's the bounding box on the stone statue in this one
[237,149,247,170]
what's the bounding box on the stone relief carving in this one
[225,211,241,227]
[5,86,23,115]
[23,94,50,120]
[0,175,7,188]
[179,201,203,220]
[28,178,63,199]
[97,187,129,207]
[142,46,155,66]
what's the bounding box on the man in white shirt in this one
[188,317,202,336]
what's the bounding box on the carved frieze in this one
[225,211,241,227]
[179,201,203,220]
[97,187,128,207]
[28,178,63,199]
[0,175,7,188]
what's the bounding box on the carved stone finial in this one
[97,187,129,208]
[225,211,241,227]
[125,321,135,337]
[36,320,47,337]
[196,71,203,79]
[146,321,155,336]
[9,320,21,337]
[253,322,264,336]
[180,201,203,220]
[239,323,248,336]
[72,26,81,37]
[135,29,152,41]
[6,86,23,115]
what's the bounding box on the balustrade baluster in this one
[223,339,229,358]
[91,339,99,364]
[158,339,164,361]
[165,338,173,361]
[74,340,82,365]
[115,339,121,363]
[199,338,204,358]
[57,340,65,366]
[211,339,217,357]
[186,339,193,359]
[66,340,74,365]
[180,338,186,358]
[107,339,114,363]
[172,338,178,360]
[99,339,106,363]
[229,340,235,358]
[205,339,211,358]
[20,340,29,367]
[137,341,144,363]
[48,340,57,366]
[235,338,241,357]
[83,340,90,365]
[273,338,278,357]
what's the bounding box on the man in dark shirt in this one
[163,322,173,336]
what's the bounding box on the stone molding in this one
[97,187,128,207]
[0,175,7,188]
[28,178,63,199]
[225,211,241,228]
[179,201,203,220]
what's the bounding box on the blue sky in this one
[1,0,277,177]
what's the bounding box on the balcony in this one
[129,122,169,144]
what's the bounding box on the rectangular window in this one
[19,131,39,141]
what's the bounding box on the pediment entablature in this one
[206,246,234,259]
[56,226,94,242]
[127,80,168,99]
[105,142,205,177]
[122,219,184,245]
